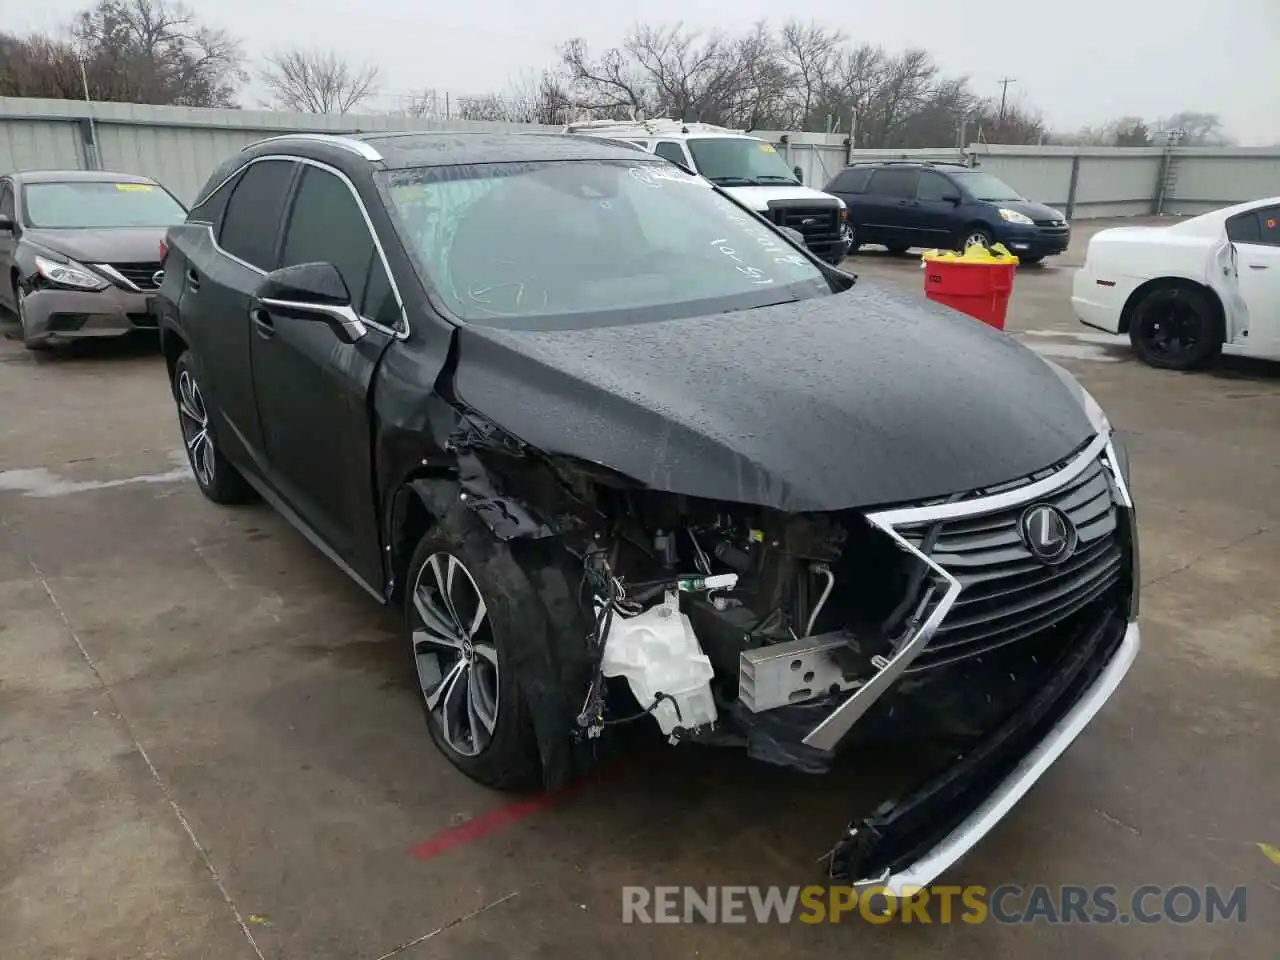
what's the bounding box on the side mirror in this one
[793,165,804,184]
[254,262,366,344]
[780,226,806,247]
[942,193,963,205]
[0,214,14,233]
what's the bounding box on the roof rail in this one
[846,158,969,168]
[564,117,744,137]
[240,133,383,162]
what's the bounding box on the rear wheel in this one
[172,351,257,504]
[1128,285,1222,370]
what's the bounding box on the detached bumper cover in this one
[831,616,1140,892]
[22,285,155,341]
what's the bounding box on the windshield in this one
[380,159,830,324]
[23,180,187,229]
[949,170,1023,202]
[686,138,798,186]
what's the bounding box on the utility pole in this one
[996,77,1017,126]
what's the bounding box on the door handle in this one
[1247,263,1269,270]
[250,306,275,339]
[186,267,201,289]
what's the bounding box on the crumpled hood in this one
[24,227,168,264]
[450,281,1095,512]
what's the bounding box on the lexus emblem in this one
[1018,504,1077,565]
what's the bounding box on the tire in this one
[1128,285,1223,371]
[405,514,542,790]
[171,350,257,504]
[1020,255,1045,265]
[14,283,50,352]
[885,244,910,255]
[958,227,995,252]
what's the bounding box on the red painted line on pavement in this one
[410,758,638,862]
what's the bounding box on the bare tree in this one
[779,21,842,129]
[0,0,244,105]
[559,37,651,118]
[1155,111,1232,146]
[261,48,379,114]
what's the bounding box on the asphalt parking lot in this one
[2,219,1277,958]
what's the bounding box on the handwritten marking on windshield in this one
[709,239,774,285]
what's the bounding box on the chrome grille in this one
[106,262,163,291]
[769,204,840,243]
[897,456,1121,671]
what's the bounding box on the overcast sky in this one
[10,0,1280,144]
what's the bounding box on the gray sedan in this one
[0,170,187,349]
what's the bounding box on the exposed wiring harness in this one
[600,691,684,727]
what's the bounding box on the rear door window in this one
[866,167,919,198]
[1259,208,1280,246]
[219,159,296,270]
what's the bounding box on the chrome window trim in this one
[802,430,1113,752]
[92,263,143,292]
[239,133,383,162]
[204,153,409,340]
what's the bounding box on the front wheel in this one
[1020,255,1045,265]
[958,227,995,251]
[405,515,542,790]
[1128,286,1223,370]
[172,351,257,504]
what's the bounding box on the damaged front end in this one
[433,413,1139,891]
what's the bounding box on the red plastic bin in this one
[922,258,1016,331]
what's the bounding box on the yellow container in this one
[921,242,1020,265]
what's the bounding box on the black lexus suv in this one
[155,131,1139,892]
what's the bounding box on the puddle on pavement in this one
[1018,329,1131,363]
[0,450,192,498]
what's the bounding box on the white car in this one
[1072,197,1280,368]
[563,118,853,264]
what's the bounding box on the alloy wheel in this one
[1138,296,1201,363]
[411,552,500,758]
[964,231,991,250]
[16,287,27,335]
[176,369,215,487]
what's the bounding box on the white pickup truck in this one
[565,118,853,264]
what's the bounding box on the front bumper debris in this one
[829,616,1139,892]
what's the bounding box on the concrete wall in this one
[3,98,1279,219]
[0,97,560,203]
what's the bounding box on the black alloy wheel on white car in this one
[171,351,257,504]
[1128,285,1223,371]
[404,518,541,790]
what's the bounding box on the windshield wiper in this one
[708,176,761,186]
[755,175,800,185]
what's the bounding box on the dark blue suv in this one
[824,161,1070,263]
